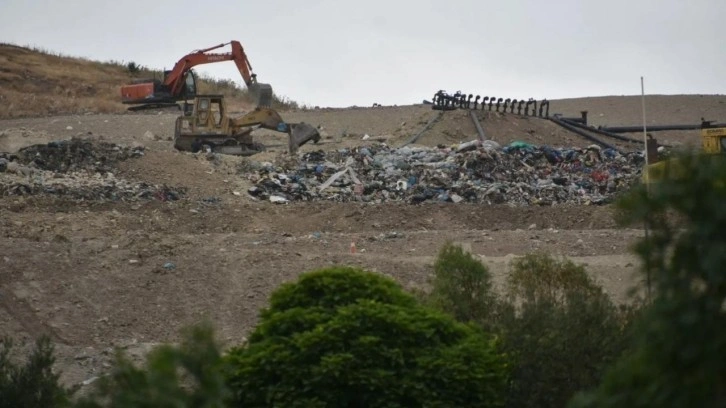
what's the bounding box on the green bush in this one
[75,323,229,408]
[424,244,635,408]
[426,242,496,324]
[126,62,141,74]
[223,266,509,408]
[0,336,70,408]
[569,152,726,407]
[498,253,634,408]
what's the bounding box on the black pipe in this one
[598,124,722,133]
[525,98,535,116]
[482,97,489,110]
[433,91,442,105]
[488,96,496,110]
[473,95,480,110]
[562,118,645,145]
[510,99,518,113]
[559,116,585,124]
[517,100,525,115]
[580,111,588,125]
[549,117,621,152]
[495,98,503,112]
[503,98,511,112]
[467,94,474,109]
[532,100,538,117]
[539,99,549,117]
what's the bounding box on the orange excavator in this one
[120,41,273,111]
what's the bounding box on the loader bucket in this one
[289,122,321,154]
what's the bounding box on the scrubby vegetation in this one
[421,244,636,408]
[3,150,725,407]
[0,43,303,118]
[569,152,726,407]
[0,336,69,408]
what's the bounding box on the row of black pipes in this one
[431,90,550,117]
[429,89,642,152]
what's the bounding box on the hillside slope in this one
[0,43,284,118]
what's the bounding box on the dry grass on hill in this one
[0,43,301,118]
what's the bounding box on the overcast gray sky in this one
[1,0,724,107]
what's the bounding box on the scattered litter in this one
[0,138,185,202]
[163,262,176,270]
[240,143,645,206]
[269,195,289,204]
[81,376,99,386]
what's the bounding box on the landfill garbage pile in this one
[0,138,186,202]
[15,138,145,173]
[243,141,645,206]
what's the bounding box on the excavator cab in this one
[182,71,197,99]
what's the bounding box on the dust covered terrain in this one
[1,94,725,389]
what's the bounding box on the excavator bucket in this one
[288,122,321,154]
[251,83,274,107]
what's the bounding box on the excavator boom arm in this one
[164,41,258,97]
[121,40,273,109]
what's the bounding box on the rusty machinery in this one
[173,95,319,156]
[120,41,273,111]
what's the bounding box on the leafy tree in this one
[569,152,726,407]
[426,242,496,324]
[223,266,509,408]
[424,244,635,408]
[0,336,70,408]
[75,322,229,408]
[499,253,634,408]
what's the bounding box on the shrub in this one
[223,266,509,408]
[0,336,70,408]
[426,242,496,324]
[569,152,726,407]
[126,62,141,74]
[74,322,229,408]
[498,253,634,408]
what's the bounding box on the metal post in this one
[470,110,486,142]
[641,76,652,300]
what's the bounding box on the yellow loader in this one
[173,95,320,156]
[643,123,726,184]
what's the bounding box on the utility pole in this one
[641,76,652,299]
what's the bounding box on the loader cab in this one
[701,123,726,154]
[191,95,227,131]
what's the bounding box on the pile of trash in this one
[14,138,145,173]
[243,141,645,205]
[0,138,186,202]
